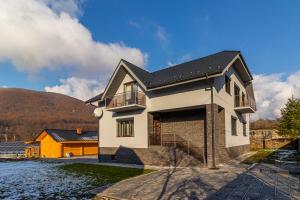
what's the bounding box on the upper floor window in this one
[225,75,231,94]
[117,118,134,137]
[124,81,138,93]
[234,84,240,107]
[231,116,237,136]
[243,121,247,136]
[124,82,138,105]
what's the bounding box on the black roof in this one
[0,141,27,154]
[125,51,241,89]
[44,129,97,142]
[87,50,249,102]
[86,93,103,103]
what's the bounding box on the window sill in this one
[116,136,134,137]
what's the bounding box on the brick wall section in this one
[205,103,219,166]
[160,109,206,162]
[206,103,250,164]
[250,138,297,150]
[99,146,204,166]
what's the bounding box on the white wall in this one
[99,72,149,148]
[214,67,250,147]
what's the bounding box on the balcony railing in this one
[234,94,256,113]
[105,91,146,110]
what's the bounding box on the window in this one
[242,92,246,106]
[117,118,134,137]
[124,82,138,105]
[234,84,240,107]
[231,116,237,136]
[225,75,231,94]
[243,122,247,136]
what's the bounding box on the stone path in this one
[95,163,300,200]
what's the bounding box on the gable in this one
[35,131,49,142]
[101,61,147,99]
[230,56,252,83]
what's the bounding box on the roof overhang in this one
[60,140,98,144]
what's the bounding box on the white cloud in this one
[45,76,105,101]
[167,53,192,66]
[0,0,147,78]
[252,72,300,120]
[154,24,168,46]
[128,20,169,48]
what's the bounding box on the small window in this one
[225,75,231,94]
[243,122,247,136]
[231,117,237,136]
[117,118,134,137]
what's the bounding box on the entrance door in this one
[152,115,161,145]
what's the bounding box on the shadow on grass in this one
[59,163,154,186]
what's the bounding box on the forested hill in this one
[0,88,97,141]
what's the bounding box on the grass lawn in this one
[59,163,155,186]
[242,149,277,165]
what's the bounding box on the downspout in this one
[206,74,218,169]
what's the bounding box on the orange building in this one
[35,128,98,158]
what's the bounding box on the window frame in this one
[225,75,231,95]
[116,118,134,137]
[231,116,237,136]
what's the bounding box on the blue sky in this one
[81,0,300,74]
[0,0,300,119]
[2,0,300,88]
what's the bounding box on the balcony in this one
[105,91,146,112]
[234,94,256,113]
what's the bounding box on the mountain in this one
[250,119,279,130]
[0,88,97,141]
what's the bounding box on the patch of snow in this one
[0,161,94,199]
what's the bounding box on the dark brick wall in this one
[218,144,250,163]
[206,104,249,165]
[160,109,205,148]
[99,146,204,166]
[159,109,206,162]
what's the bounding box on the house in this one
[24,142,40,158]
[0,141,26,158]
[35,128,98,158]
[86,50,256,167]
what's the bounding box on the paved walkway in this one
[95,163,300,200]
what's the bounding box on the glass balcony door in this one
[124,82,137,105]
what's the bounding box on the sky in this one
[0,0,300,120]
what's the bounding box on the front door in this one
[152,115,161,145]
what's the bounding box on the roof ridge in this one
[120,59,151,73]
[151,50,240,75]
